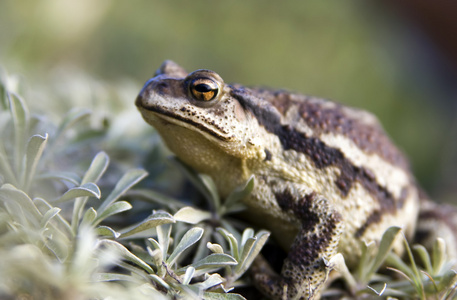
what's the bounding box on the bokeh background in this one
[1,0,456,201]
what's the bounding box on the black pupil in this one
[194,83,213,93]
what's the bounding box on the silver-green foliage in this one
[0,71,268,300]
[328,226,457,299]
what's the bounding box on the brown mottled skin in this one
[135,61,456,299]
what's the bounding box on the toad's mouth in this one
[138,104,234,143]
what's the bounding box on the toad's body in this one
[135,61,454,299]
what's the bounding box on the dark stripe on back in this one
[355,187,410,238]
[232,88,398,215]
[355,210,382,237]
[297,99,408,169]
[279,125,396,213]
[418,205,457,234]
[234,87,409,169]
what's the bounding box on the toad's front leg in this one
[253,192,344,300]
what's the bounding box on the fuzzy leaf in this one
[386,252,415,280]
[223,176,254,210]
[170,157,219,210]
[8,92,28,174]
[203,292,246,300]
[225,203,247,215]
[436,269,457,292]
[94,273,138,282]
[0,142,17,185]
[56,182,101,203]
[356,240,376,280]
[204,293,245,300]
[72,152,109,231]
[167,227,204,266]
[40,207,61,228]
[180,253,237,274]
[157,223,172,260]
[401,232,423,291]
[37,171,81,186]
[128,188,185,209]
[148,248,163,275]
[364,226,402,279]
[217,228,240,261]
[34,197,72,236]
[55,108,91,140]
[0,184,42,224]
[176,284,201,297]
[23,134,48,191]
[95,226,121,238]
[147,238,161,251]
[99,239,154,274]
[182,266,196,285]
[199,174,220,209]
[120,211,175,238]
[240,228,254,247]
[43,229,70,262]
[94,201,132,225]
[432,238,446,275]
[193,273,224,290]
[81,151,109,184]
[207,242,224,254]
[149,274,171,289]
[326,253,357,293]
[192,228,213,264]
[81,207,97,226]
[220,220,242,242]
[98,168,147,213]
[174,206,212,224]
[235,230,270,276]
[413,244,433,275]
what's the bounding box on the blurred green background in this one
[1,0,456,199]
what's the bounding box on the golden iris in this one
[190,78,219,101]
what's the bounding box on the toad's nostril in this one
[154,81,169,95]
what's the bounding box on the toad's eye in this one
[189,78,219,102]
